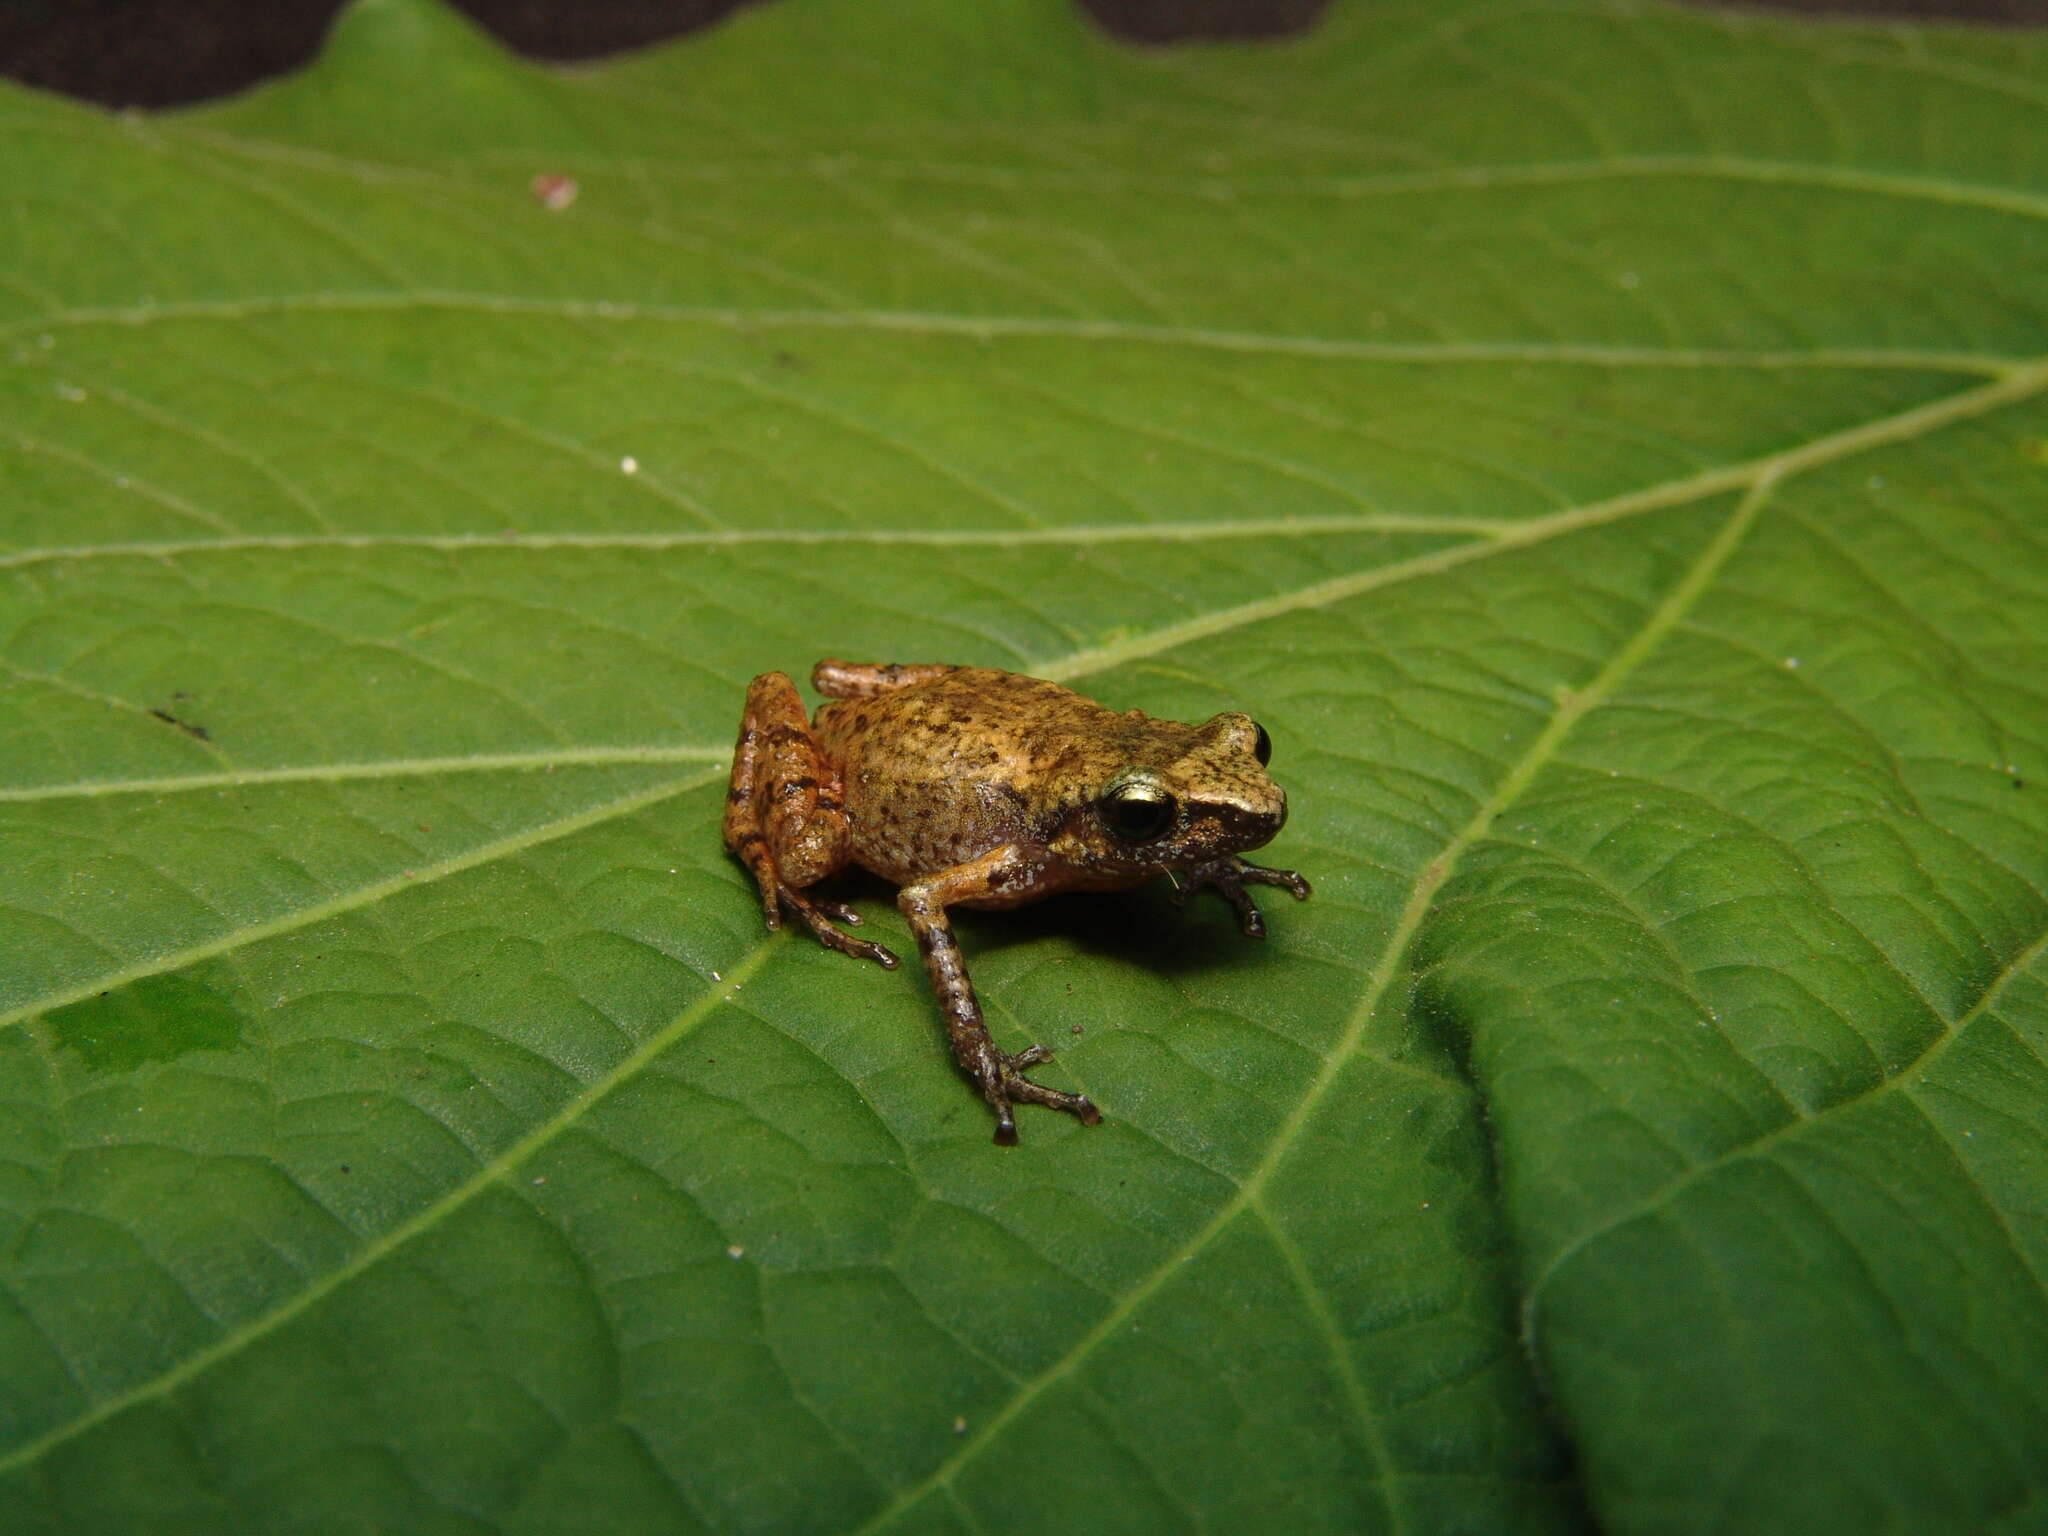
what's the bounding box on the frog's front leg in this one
[724,671,897,969]
[898,845,1101,1145]
[1170,856,1312,939]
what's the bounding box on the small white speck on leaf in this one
[530,172,578,210]
[532,1176,546,1186]
[727,1244,745,1259]
[56,383,85,402]
[1784,657,1800,669]
[710,971,722,982]
[952,1416,967,1435]
[620,455,639,475]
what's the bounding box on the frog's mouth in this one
[1192,790,1286,854]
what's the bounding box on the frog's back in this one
[813,667,1142,882]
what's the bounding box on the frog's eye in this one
[1103,782,1177,844]
[1251,721,1272,766]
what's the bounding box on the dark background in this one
[2,0,2041,112]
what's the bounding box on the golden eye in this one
[1252,721,1272,766]
[1103,782,1176,843]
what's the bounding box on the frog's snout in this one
[1231,789,1286,851]
[1259,786,1289,837]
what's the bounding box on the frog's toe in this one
[1062,1092,1103,1127]
[985,1047,1098,1144]
[778,886,899,969]
[970,1046,1100,1144]
[816,926,899,970]
[835,932,898,969]
[1209,877,1268,938]
[1178,856,1310,938]
[1242,865,1312,901]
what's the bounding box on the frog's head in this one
[1085,711,1288,873]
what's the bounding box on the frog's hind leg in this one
[811,659,960,699]
[725,671,897,969]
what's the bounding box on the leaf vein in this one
[846,448,1779,1536]
[0,769,723,1031]
[0,937,780,1479]
[1523,921,2048,1336]
[2,293,2017,373]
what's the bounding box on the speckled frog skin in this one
[723,660,1310,1144]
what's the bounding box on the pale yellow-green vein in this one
[0,936,780,1481]
[847,477,1782,1534]
[0,745,730,804]
[0,768,722,1032]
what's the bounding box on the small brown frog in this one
[723,661,1310,1144]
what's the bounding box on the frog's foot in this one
[980,1043,1101,1147]
[767,881,899,970]
[1170,856,1312,939]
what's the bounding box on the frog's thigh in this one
[811,659,961,699]
[723,671,849,888]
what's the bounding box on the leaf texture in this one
[1,1,2045,1531]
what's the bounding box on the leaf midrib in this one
[850,468,1784,1536]
[8,350,2045,1496]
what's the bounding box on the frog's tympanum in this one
[723,660,1310,1144]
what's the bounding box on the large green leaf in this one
[4,0,2046,1529]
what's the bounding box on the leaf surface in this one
[2,1,2046,1531]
